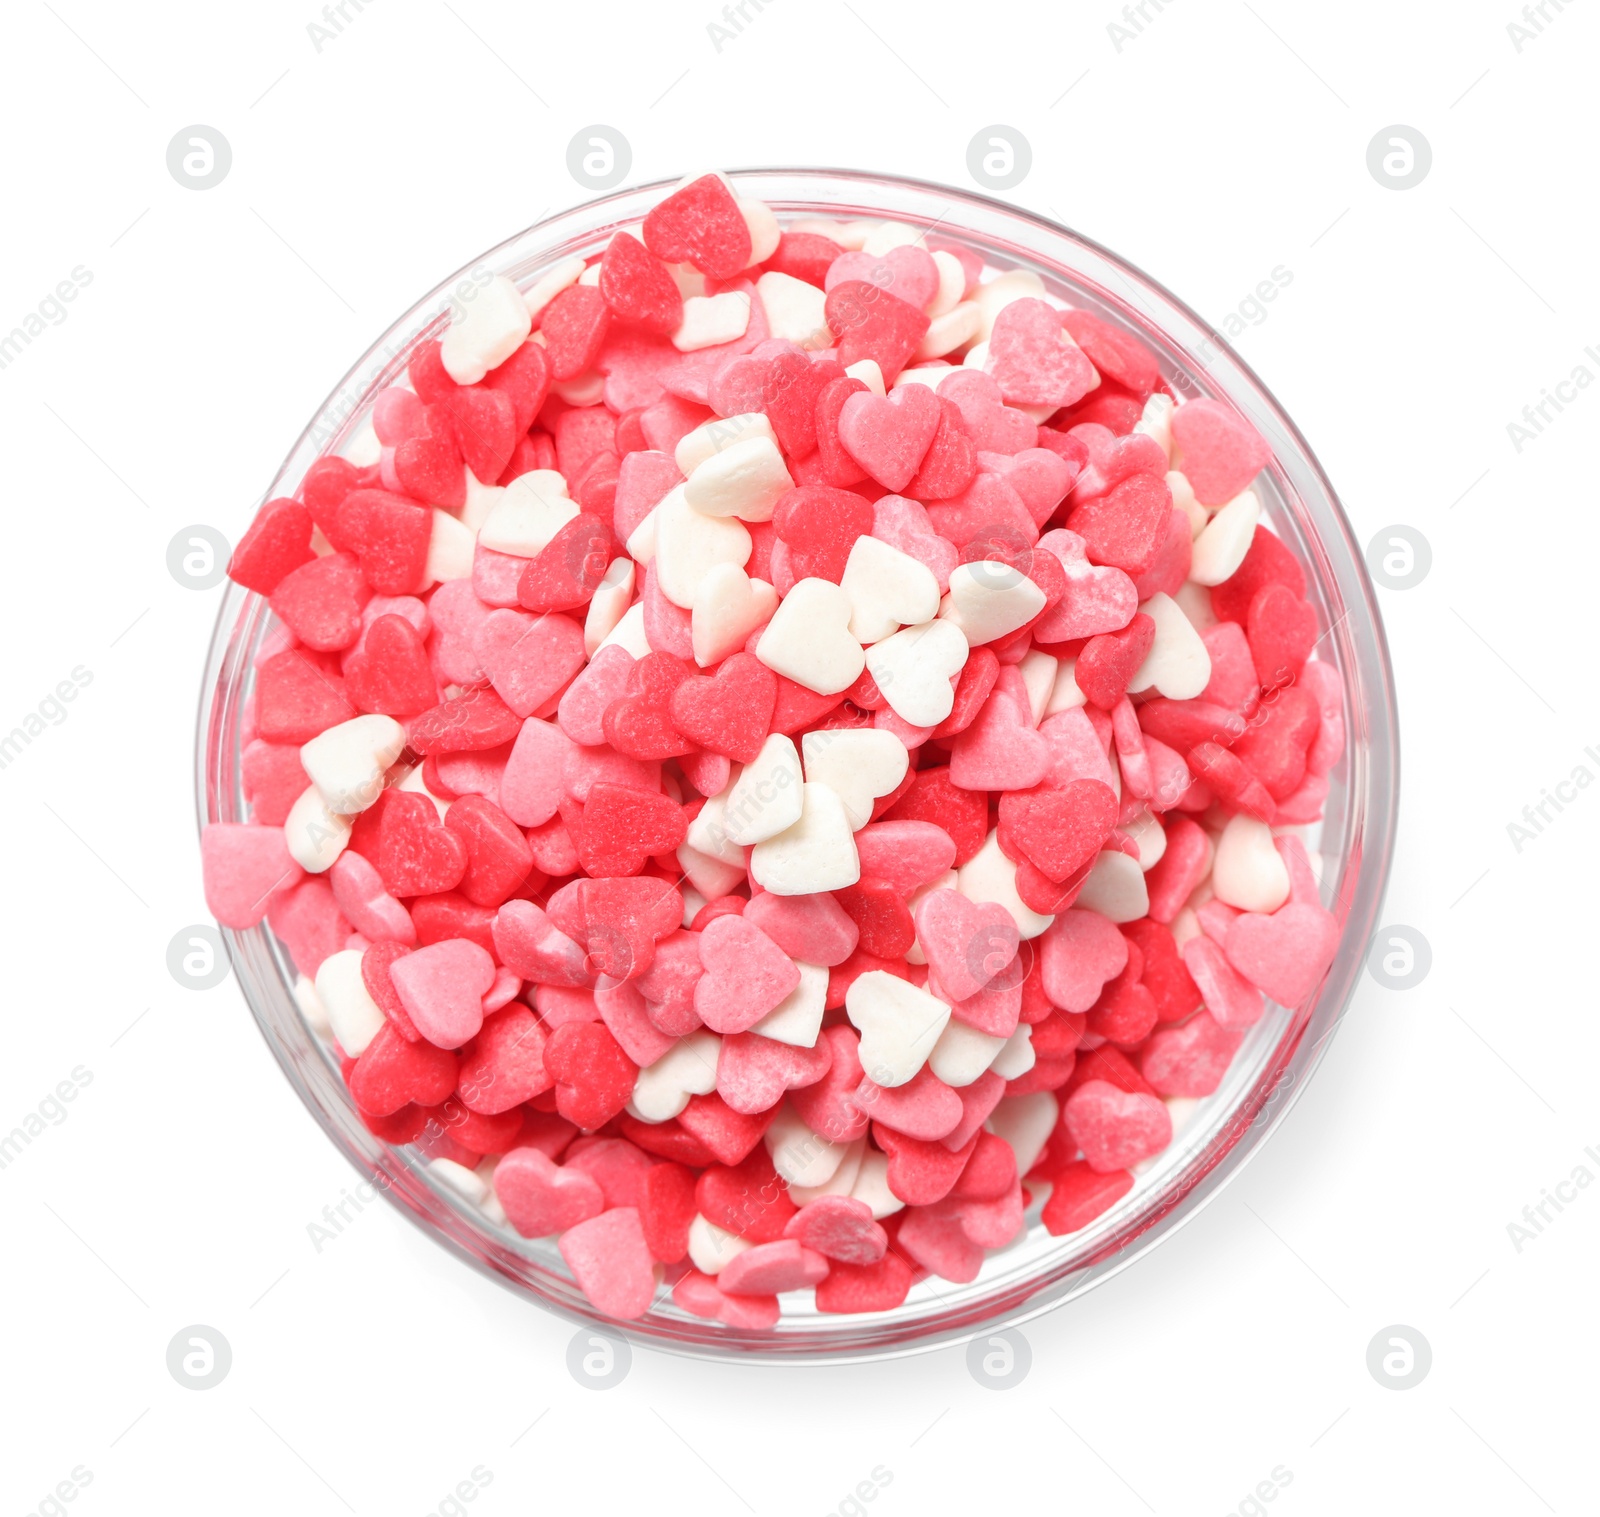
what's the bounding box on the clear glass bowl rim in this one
[196,168,1399,1365]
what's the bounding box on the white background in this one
[1,1,1595,1512]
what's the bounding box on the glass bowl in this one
[196,169,1398,1363]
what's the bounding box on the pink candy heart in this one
[388,937,497,1048]
[1033,529,1139,641]
[1040,908,1129,1012]
[1224,902,1339,1006]
[491,900,591,988]
[937,369,1038,455]
[594,977,678,1067]
[853,821,957,896]
[837,384,941,493]
[871,494,960,590]
[852,1065,963,1140]
[782,1195,887,1265]
[1182,934,1265,1029]
[499,717,573,828]
[986,299,1098,410]
[694,915,801,1034]
[716,1030,832,1114]
[474,608,587,718]
[1063,1079,1172,1172]
[743,891,859,968]
[200,823,301,929]
[716,1239,830,1296]
[824,246,940,313]
[328,849,416,945]
[557,643,636,747]
[914,888,1020,1003]
[635,929,706,1036]
[494,1147,604,1237]
[948,668,1050,792]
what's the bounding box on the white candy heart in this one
[653,483,752,610]
[990,1091,1059,1178]
[477,470,579,557]
[1168,470,1208,538]
[300,714,405,815]
[584,557,636,654]
[928,251,967,318]
[1128,591,1213,700]
[1189,489,1261,586]
[839,535,941,643]
[283,791,352,872]
[315,949,384,1056]
[691,563,778,666]
[1133,392,1176,462]
[939,560,1047,645]
[755,577,864,694]
[625,503,658,563]
[864,618,969,728]
[688,1213,752,1275]
[683,434,793,522]
[1044,655,1086,716]
[917,303,982,360]
[686,786,752,868]
[1074,850,1150,924]
[929,1018,1007,1087]
[440,274,532,385]
[756,270,831,348]
[673,291,751,352]
[522,256,586,320]
[629,1030,722,1122]
[424,509,475,585]
[1211,814,1291,913]
[764,1105,845,1186]
[849,1150,906,1218]
[800,728,910,830]
[789,1137,866,1206]
[738,197,782,264]
[1018,649,1058,725]
[751,962,829,1047]
[722,734,803,845]
[845,358,886,396]
[597,600,651,658]
[675,840,746,901]
[1123,809,1168,871]
[845,970,951,1089]
[957,828,1054,939]
[675,412,777,476]
[989,1024,1035,1080]
[749,781,860,895]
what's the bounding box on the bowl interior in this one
[198,170,1397,1363]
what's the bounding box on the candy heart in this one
[269,552,370,652]
[695,915,801,1034]
[478,470,580,557]
[836,384,941,492]
[1074,612,1156,710]
[936,368,1038,454]
[719,733,804,845]
[749,960,829,1046]
[497,717,573,828]
[695,1146,796,1240]
[956,829,1054,941]
[227,496,315,594]
[331,489,433,597]
[1190,488,1261,587]
[598,229,683,336]
[443,385,518,487]
[515,512,616,612]
[940,561,1047,647]
[651,483,753,609]
[750,782,861,896]
[744,890,858,969]
[683,432,794,521]
[388,936,496,1048]
[997,778,1118,883]
[328,850,414,945]
[642,173,753,280]
[690,563,778,667]
[456,1005,553,1113]
[1246,582,1318,693]
[201,824,301,929]
[375,791,468,897]
[300,714,406,816]
[473,608,588,718]
[824,246,940,312]
[1032,529,1140,641]
[348,1022,458,1115]
[593,977,678,1067]
[1183,934,1265,1030]
[948,667,1049,792]
[1127,592,1212,700]
[573,783,687,878]
[629,1030,722,1122]
[824,280,930,381]
[558,1208,656,1321]
[1212,814,1291,914]
[1063,1079,1172,1172]
[913,888,1019,1003]
[772,485,875,583]
[602,651,696,760]
[871,495,960,590]
[844,968,951,1088]
[1223,901,1338,1006]
[927,1018,1008,1087]
[634,930,707,1036]
[865,619,969,728]
[782,1195,887,1265]
[543,1020,638,1130]
[493,1147,605,1237]
[1066,472,1173,575]
[582,875,683,980]
[837,535,941,644]
[799,727,909,830]
[393,404,466,510]
[716,1031,832,1114]
[669,651,778,764]
[557,644,635,746]
[1140,1012,1241,1097]
[872,1125,977,1205]
[852,821,957,897]
[985,298,1098,409]
[1170,397,1271,506]
[754,578,865,695]
[1039,907,1129,1013]
[852,1064,963,1140]
[343,613,439,716]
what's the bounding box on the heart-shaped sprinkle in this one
[388,936,495,1048]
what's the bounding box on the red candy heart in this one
[1066,472,1173,575]
[642,173,752,281]
[694,1147,795,1241]
[1075,611,1156,710]
[227,497,314,595]
[1061,310,1160,397]
[772,484,875,583]
[823,280,930,380]
[997,778,1118,882]
[408,686,523,754]
[582,875,682,980]
[443,794,537,907]
[457,1005,553,1114]
[516,513,617,612]
[255,648,356,743]
[542,1021,637,1131]
[348,1022,459,1116]
[1246,582,1318,694]
[599,230,684,337]
[667,652,776,764]
[269,552,370,652]
[603,651,696,760]
[904,398,978,500]
[574,782,687,877]
[393,403,466,509]
[540,284,611,381]
[376,791,469,898]
[343,613,439,717]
